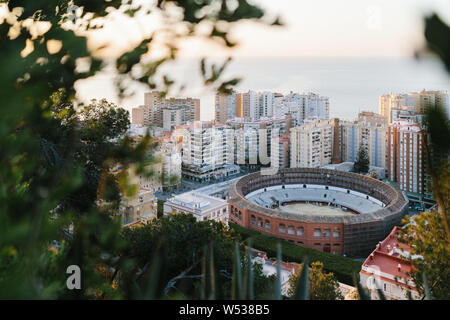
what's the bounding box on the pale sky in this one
[74,0,450,119]
[85,0,450,58]
[182,0,450,57]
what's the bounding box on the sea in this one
[75,56,450,121]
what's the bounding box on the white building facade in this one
[164,191,229,224]
[290,119,339,168]
[179,121,237,182]
[274,92,329,126]
[340,120,388,169]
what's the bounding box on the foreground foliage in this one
[119,214,280,299]
[354,143,370,174]
[399,209,450,299]
[288,261,343,300]
[229,223,362,286]
[0,0,274,299]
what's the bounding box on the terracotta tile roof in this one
[362,226,414,281]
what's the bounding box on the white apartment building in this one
[248,90,260,120]
[164,191,229,224]
[162,107,182,131]
[167,97,201,122]
[380,90,449,124]
[380,93,417,124]
[126,127,181,190]
[215,91,238,124]
[237,90,276,120]
[226,91,329,124]
[340,120,388,169]
[159,138,182,190]
[132,91,200,128]
[161,98,200,130]
[131,107,145,125]
[142,91,165,127]
[123,124,163,193]
[358,111,388,126]
[178,121,237,182]
[290,119,339,168]
[274,92,329,126]
[271,134,290,168]
[261,91,274,118]
[217,90,279,122]
[119,188,157,226]
[227,116,292,167]
[398,124,423,194]
[388,119,424,194]
[272,93,285,118]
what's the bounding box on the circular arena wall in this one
[228,168,408,257]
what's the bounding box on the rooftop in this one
[167,191,227,214]
[227,116,288,125]
[399,123,422,133]
[322,162,354,172]
[362,226,421,282]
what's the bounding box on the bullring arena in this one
[228,168,409,257]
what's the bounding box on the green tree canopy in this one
[354,143,370,174]
[399,208,450,300]
[0,0,275,299]
[119,213,276,299]
[287,261,343,300]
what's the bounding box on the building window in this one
[258,218,263,228]
[333,228,341,238]
[251,215,256,225]
[265,220,270,230]
[288,225,295,235]
[323,228,331,238]
[279,224,286,234]
[238,211,242,220]
[297,226,304,237]
[314,228,321,238]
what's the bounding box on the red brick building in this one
[228,168,408,257]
